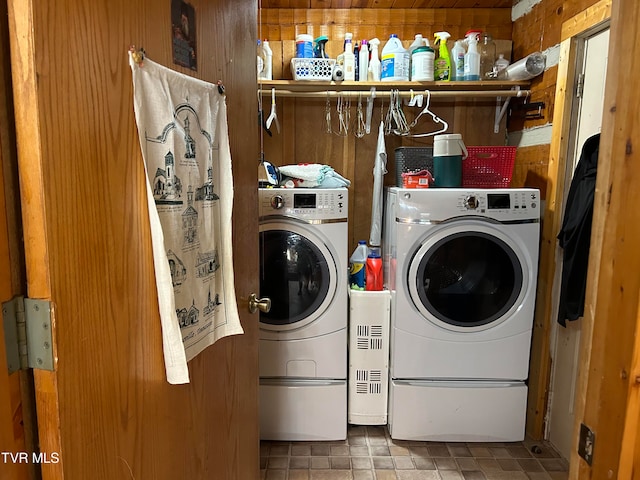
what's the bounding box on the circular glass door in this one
[259,222,336,331]
[407,222,524,331]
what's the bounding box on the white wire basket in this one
[290,58,336,81]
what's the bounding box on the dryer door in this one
[259,221,337,331]
[407,220,526,332]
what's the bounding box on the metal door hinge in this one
[576,73,585,98]
[2,296,54,374]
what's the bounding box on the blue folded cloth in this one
[278,164,351,188]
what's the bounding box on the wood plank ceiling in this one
[260,0,514,8]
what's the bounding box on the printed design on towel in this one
[129,51,243,383]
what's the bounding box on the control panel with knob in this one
[464,195,479,210]
[270,195,285,209]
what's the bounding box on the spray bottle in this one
[313,35,329,59]
[464,30,481,81]
[433,32,452,81]
[368,38,381,81]
[337,32,353,66]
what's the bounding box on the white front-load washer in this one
[383,187,540,442]
[258,187,348,441]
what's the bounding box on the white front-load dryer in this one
[383,187,540,441]
[258,187,348,441]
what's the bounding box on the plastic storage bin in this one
[394,147,433,187]
[462,146,516,188]
[291,58,336,81]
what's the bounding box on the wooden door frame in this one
[527,0,612,442]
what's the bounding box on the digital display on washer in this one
[294,193,316,208]
[487,193,511,209]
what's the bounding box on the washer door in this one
[259,221,337,331]
[407,220,525,332]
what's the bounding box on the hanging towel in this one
[557,133,600,326]
[369,121,387,247]
[129,53,243,384]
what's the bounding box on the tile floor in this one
[260,425,569,480]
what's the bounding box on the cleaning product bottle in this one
[451,39,466,81]
[494,53,510,76]
[314,35,329,58]
[433,32,452,81]
[365,246,383,291]
[354,42,360,81]
[337,32,353,66]
[349,240,368,290]
[368,38,381,81]
[257,40,265,80]
[480,32,496,79]
[343,38,356,81]
[381,34,409,82]
[463,30,481,81]
[358,39,369,82]
[411,45,435,81]
[259,39,273,80]
[408,34,425,79]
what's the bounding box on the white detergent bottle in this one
[368,38,381,81]
[260,39,273,80]
[381,34,409,82]
[451,40,466,81]
[408,34,425,78]
[343,38,356,81]
[358,40,369,82]
[463,30,481,81]
[337,32,353,66]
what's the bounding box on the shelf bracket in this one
[494,86,521,134]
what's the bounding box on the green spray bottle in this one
[433,31,452,81]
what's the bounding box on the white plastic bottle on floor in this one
[381,34,409,82]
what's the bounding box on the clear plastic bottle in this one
[349,240,368,290]
[494,54,510,76]
[479,32,496,79]
[451,40,466,81]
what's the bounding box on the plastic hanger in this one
[405,90,449,138]
[265,88,280,134]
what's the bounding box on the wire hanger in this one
[265,88,280,134]
[405,90,449,138]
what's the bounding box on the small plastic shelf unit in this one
[348,289,392,426]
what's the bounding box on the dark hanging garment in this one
[557,133,600,326]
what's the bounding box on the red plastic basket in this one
[462,146,517,188]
